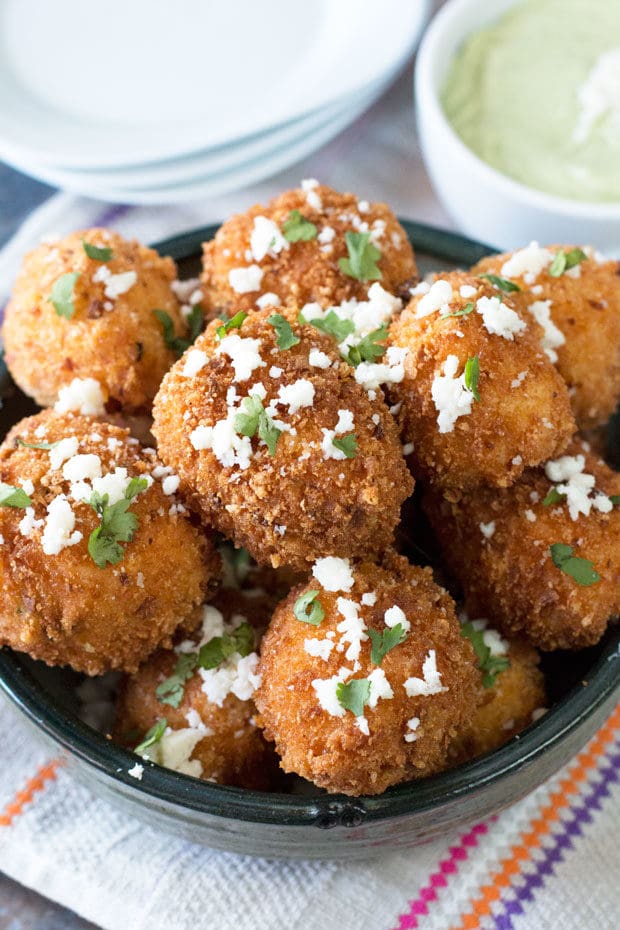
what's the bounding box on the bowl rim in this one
[414,0,620,218]
[0,218,618,828]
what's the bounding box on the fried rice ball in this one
[0,410,219,674]
[473,244,620,429]
[388,271,575,496]
[450,622,545,762]
[254,553,480,795]
[3,228,189,412]
[114,591,282,790]
[423,437,620,650]
[200,181,417,319]
[152,307,413,570]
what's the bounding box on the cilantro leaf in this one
[550,543,600,586]
[479,274,521,293]
[198,622,255,671]
[82,240,113,262]
[310,311,355,343]
[336,678,371,717]
[153,307,203,357]
[610,495,620,506]
[464,355,481,401]
[234,394,281,456]
[216,310,247,339]
[461,622,511,688]
[440,301,474,321]
[282,209,317,243]
[0,482,32,508]
[346,324,388,366]
[186,304,204,344]
[293,590,325,626]
[267,313,300,350]
[332,433,358,459]
[542,488,566,506]
[156,653,198,708]
[134,718,167,754]
[87,477,148,568]
[338,231,382,282]
[548,248,587,277]
[368,624,407,665]
[16,438,61,451]
[50,272,80,319]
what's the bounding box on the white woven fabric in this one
[0,68,618,930]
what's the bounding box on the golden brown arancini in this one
[114,595,281,789]
[450,622,545,762]
[473,244,620,429]
[200,182,417,319]
[388,271,575,496]
[423,437,620,651]
[254,553,480,796]
[2,228,190,412]
[0,410,219,674]
[152,307,413,570]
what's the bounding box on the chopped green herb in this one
[332,433,358,459]
[609,495,620,507]
[87,477,148,568]
[282,209,318,243]
[293,590,325,626]
[50,272,80,319]
[338,231,382,282]
[548,248,588,277]
[542,488,566,507]
[550,543,600,586]
[0,482,32,508]
[479,273,521,293]
[16,438,61,451]
[216,310,247,339]
[155,653,199,708]
[346,324,388,366]
[440,301,475,321]
[368,624,407,665]
[198,622,255,671]
[267,313,300,350]
[461,622,511,688]
[464,355,481,401]
[82,240,113,262]
[234,393,282,456]
[134,718,167,754]
[336,678,371,717]
[153,307,203,357]
[185,304,204,343]
[310,311,355,343]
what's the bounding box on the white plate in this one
[7,88,378,204]
[0,0,429,169]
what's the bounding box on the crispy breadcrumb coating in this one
[0,411,219,674]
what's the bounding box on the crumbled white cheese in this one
[525,509,537,522]
[228,265,263,294]
[476,295,526,340]
[544,453,614,520]
[269,365,283,378]
[277,379,315,414]
[190,415,253,470]
[256,292,281,309]
[416,279,453,318]
[62,453,102,484]
[479,521,496,540]
[321,408,355,460]
[304,637,335,661]
[162,475,180,495]
[431,355,474,433]
[308,348,332,369]
[93,266,137,299]
[41,495,83,555]
[199,652,261,706]
[182,349,209,378]
[55,378,106,416]
[336,598,368,662]
[90,467,138,506]
[511,370,528,389]
[312,557,354,592]
[528,300,565,363]
[410,281,430,296]
[141,727,204,778]
[318,226,335,245]
[404,650,448,697]
[402,442,414,456]
[367,668,394,707]
[18,507,44,537]
[21,479,34,496]
[384,604,410,632]
[301,178,322,211]
[361,592,376,607]
[469,619,509,656]
[459,284,477,298]
[250,216,288,262]
[355,346,408,392]
[128,763,144,780]
[311,667,351,717]
[500,242,554,283]
[49,436,80,471]
[216,334,265,382]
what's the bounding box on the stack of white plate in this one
[0,0,430,204]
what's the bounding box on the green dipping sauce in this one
[442,0,620,202]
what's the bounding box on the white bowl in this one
[415,0,620,254]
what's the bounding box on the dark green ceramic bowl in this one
[0,221,617,859]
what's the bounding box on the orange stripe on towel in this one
[0,758,63,827]
[452,703,620,930]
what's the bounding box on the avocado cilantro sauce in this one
[441,0,620,202]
